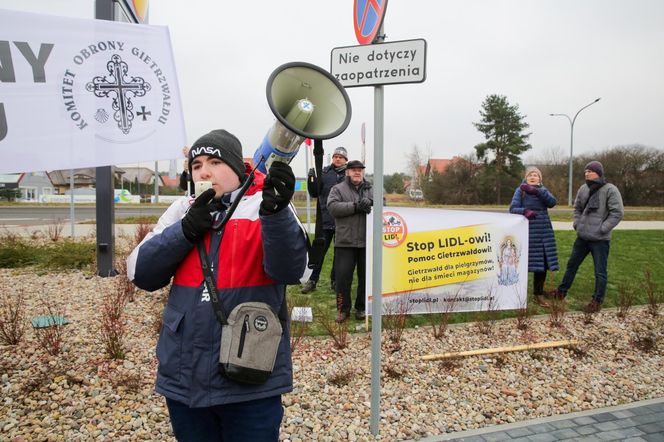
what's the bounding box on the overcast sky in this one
[2,0,664,175]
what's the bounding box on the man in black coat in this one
[301,146,348,293]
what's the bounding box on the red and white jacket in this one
[127,168,307,407]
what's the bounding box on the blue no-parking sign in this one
[353,0,388,45]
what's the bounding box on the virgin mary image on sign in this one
[497,236,519,286]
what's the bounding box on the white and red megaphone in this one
[253,62,352,173]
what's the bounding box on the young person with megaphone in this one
[127,129,307,441]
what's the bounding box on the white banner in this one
[0,9,186,174]
[367,208,529,315]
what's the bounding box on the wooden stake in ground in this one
[420,339,580,361]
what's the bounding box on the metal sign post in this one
[94,0,146,276]
[95,0,116,276]
[332,2,426,436]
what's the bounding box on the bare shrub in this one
[427,288,460,339]
[616,282,635,320]
[115,253,136,303]
[134,219,153,247]
[316,307,349,350]
[474,291,499,336]
[544,270,558,294]
[493,355,508,369]
[290,321,309,353]
[566,345,589,360]
[327,367,355,387]
[33,297,68,356]
[514,287,532,331]
[382,297,413,350]
[19,365,53,394]
[581,309,595,325]
[643,269,661,317]
[99,280,129,359]
[47,218,64,242]
[548,296,567,328]
[287,294,310,353]
[631,333,658,353]
[631,322,658,353]
[0,289,26,345]
[109,370,143,393]
[384,365,405,379]
[529,351,554,362]
[439,359,461,372]
[0,227,20,243]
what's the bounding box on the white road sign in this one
[330,39,427,88]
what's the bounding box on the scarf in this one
[582,177,606,212]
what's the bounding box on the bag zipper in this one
[237,314,250,358]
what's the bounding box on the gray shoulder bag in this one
[197,241,285,385]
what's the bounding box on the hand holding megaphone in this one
[260,162,295,216]
[253,62,352,173]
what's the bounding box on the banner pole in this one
[69,169,75,237]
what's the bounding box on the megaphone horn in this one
[253,62,352,173]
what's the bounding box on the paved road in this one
[0,206,166,225]
[411,397,664,442]
[1,205,663,227]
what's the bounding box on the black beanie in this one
[584,161,604,177]
[188,129,245,182]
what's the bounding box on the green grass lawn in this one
[288,230,664,335]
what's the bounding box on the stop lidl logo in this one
[383,211,407,248]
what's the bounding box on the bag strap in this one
[195,156,289,327]
[197,241,228,326]
[196,160,263,327]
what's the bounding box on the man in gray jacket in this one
[554,161,624,313]
[327,160,373,323]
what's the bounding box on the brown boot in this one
[335,311,349,323]
[583,300,601,314]
[534,294,550,307]
[547,289,566,300]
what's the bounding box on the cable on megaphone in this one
[253,62,352,174]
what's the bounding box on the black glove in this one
[307,167,319,198]
[261,162,295,216]
[356,197,373,214]
[181,188,215,243]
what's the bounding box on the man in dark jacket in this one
[554,161,624,313]
[127,129,307,441]
[301,146,348,293]
[327,160,373,323]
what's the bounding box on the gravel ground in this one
[0,267,662,441]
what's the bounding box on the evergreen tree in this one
[473,94,531,204]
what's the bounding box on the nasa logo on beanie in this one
[189,129,245,181]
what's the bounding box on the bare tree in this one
[405,144,430,190]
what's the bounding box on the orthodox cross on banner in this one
[86,54,151,134]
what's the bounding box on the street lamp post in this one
[550,97,601,206]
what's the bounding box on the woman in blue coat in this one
[509,166,559,305]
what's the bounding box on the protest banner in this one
[367,207,529,314]
[0,9,185,174]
